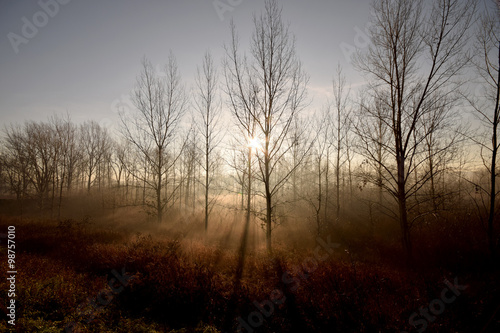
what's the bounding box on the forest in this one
[0,0,499,332]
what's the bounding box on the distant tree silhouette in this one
[120,55,187,223]
[80,120,111,194]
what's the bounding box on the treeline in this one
[1,0,499,260]
[0,115,228,219]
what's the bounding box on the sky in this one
[0,0,379,134]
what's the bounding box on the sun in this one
[247,136,263,151]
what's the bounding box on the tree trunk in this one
[487,43,500,258]
[265,150,272,254]
[245,148,252,237]
[157,147,163,224]
[58,167,65,219]
[336,148,341,223]
[265,192,272,254]
[204,147,209,231]
[324,149,329,227]
[397,153,412,261]
[429,149,438,212]
[317,157,323,235]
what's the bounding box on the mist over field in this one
[1,0,500,332]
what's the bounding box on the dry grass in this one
[0,211,498,332]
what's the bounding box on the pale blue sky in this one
[0,0,375,132]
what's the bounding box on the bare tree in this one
[223,17,261,223]
[421,96,462,212]
[194,51,224,231]
[356,93,392,213]
[120,55,186,223]
[224,65,258,263]
[465,0,500,257]
[6,122,60,215]
[1,125,30,213]
[343,108,355,204]
[110,140,128,189]
[224,0,309,253]
[289,117,304,203]
[353,0,476,260]
[331,65,351,223]
[227,143,249,211]
[181,127,199,212]
[304,110,330,235]
[51,114,79,218]
[80,120,110,193]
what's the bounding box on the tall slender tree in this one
[466,0,500,257]
[224,0,309,253]
[194,51,224,231]
[331,65,351,223]
[353,0,476,260]
[120,55,186,223]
